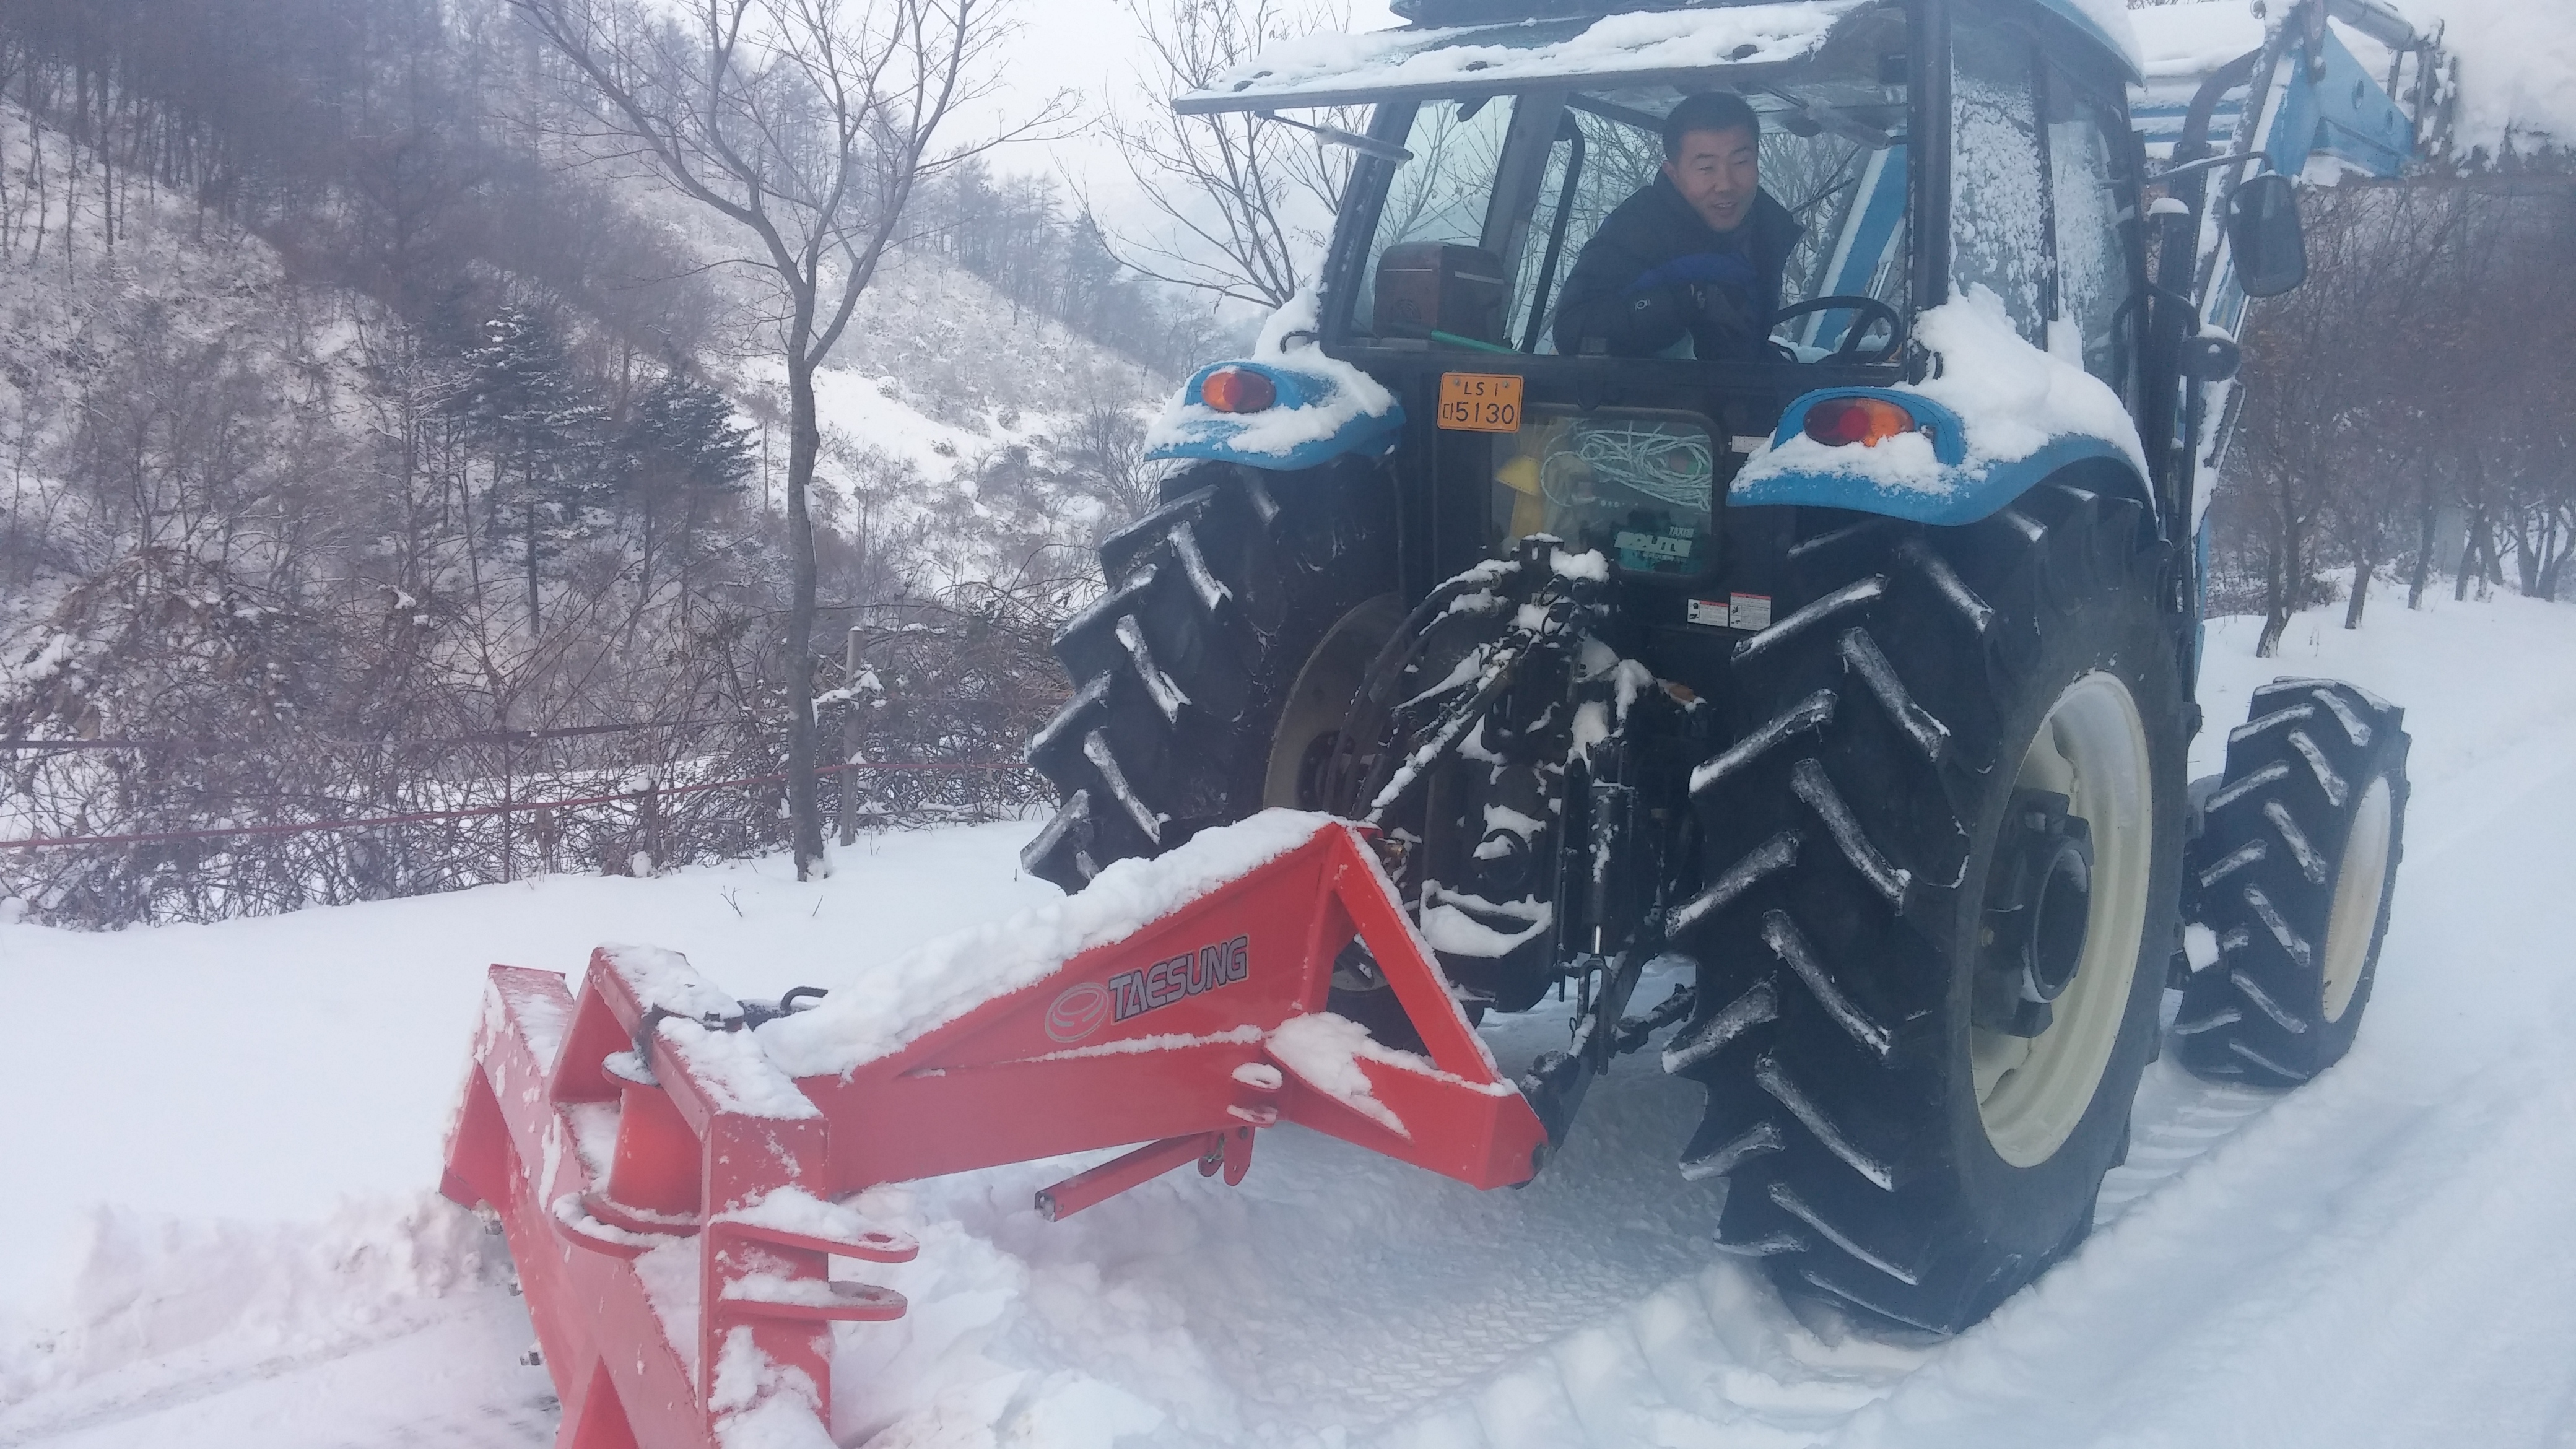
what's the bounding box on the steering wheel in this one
[1769,295,1907,364]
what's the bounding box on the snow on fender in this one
[1731,285,2152,525]
[1141,289,1404,471]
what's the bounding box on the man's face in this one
[1663,124,1760,233]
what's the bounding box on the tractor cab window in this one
[1492,408,1720,577]
[1340,8,1910,362]
[1344,97,1529,350]
[1950,8,2050,342]
[1949,4,2145,404]
[1515,82,1910,357]
[2045,64,2144,404]
[1505,102,1666,351]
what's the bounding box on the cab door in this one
[1948,0,2152,489]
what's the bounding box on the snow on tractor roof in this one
[1173,1,1876,114]
[2041,0,2143,74]
[1175,0,2144,115]
[2126,0,2266,84]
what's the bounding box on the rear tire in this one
[1670,485,2183,1333]
[1022,459,1397,890]
[2174,679,2409,1086]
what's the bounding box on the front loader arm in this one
[2151,0,2449,534]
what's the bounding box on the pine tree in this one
[620,371,752,613]
[449,305,606,632]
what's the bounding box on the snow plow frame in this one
[438,817,1546,1449]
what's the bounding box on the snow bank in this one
[1733,285,2147,498]
[0,820,1061,1357]
[804,364,994,477]
[755,811,1336,1076]
[0,1195,495,1410]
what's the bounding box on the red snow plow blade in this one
[439,814,1545,1449]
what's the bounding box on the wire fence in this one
[1,594,1074,927]
[0,713,1050,928]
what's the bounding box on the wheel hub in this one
[1971,673,2154,1169]
[1977,791,2096,1037]
[1291,729,1343,811]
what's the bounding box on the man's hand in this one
[1694,282,1764,344]
[1610,285,1693,354]
[1608,250,1765,357]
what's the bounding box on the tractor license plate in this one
[1438,372,1523,433]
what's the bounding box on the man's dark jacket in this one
[1551,173,1800,359]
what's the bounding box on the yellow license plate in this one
[1438,372,1524,433]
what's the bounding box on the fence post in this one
[499,733,515,884]
[638,782,661,876]
[838,624,862,848]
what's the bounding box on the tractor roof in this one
[1173,0,2140,116]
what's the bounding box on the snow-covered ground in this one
[4,583,2575,1448]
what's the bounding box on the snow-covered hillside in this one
[791,248,1172,581]
[0,103,376,648]
[0,79,1162,646]
[3,581,2572,1447]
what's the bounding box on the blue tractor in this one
[1024,0,2439,1332]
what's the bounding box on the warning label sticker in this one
[1690,595,1777,632]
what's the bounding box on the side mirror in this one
[2229,172,2308,298]
[2180,333,2243,383]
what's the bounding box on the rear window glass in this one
[1491,408,1717,577]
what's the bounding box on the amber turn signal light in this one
[1803,396,1917,448]
[1200,368,1278,414]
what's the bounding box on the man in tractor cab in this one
[1551,92,1799,360]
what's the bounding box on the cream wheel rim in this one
[2321,777,2393,1024]
[1973,672,2156,1168]
[1263,596,1402,811]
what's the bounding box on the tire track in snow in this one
[1339,1061,2292,1449]
[0,1297,552,1449]
[1343,603,2576,1448]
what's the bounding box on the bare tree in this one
[1095,0,1355,306]
[503,0,1061,877]
[2486,196,2576,603]
[2232,185,2468,650]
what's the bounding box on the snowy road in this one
[5,590,2574,1448]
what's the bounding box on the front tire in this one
[2174,679,2409,1085]
[1669,485,2183,1333]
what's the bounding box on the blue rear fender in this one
[1728,385,2157,529]
[1145,360,1406,473]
